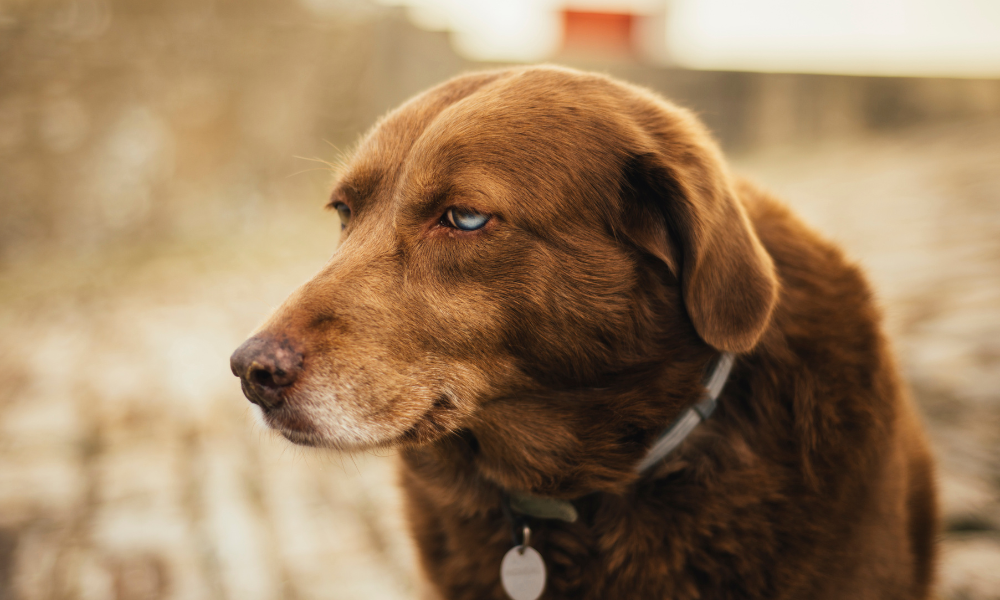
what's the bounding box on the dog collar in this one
[498,353,737,599]
[634,351,735,474]
[506,352,736,522]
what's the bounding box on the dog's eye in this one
[445,207,490,231]
[333,202,351,230]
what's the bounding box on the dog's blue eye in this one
[446,207,490,231]
[334,203,351,230]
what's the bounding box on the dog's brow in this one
[326,186,347,206]
[405,185,449,213]
[330,169,381,207]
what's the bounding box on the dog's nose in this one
[230,335,303,409]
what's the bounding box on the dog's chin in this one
[268,419,393,451]
[277,428,322,447]
[260,408,461,453]
[277,428,377,450]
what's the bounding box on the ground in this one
[0,120,998,600]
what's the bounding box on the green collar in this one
[508,491,578,522]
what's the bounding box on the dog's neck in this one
[401,347,730,515]
[502,352,735,524]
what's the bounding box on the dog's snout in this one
[230,336,303,409]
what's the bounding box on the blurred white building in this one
[373,0,1000,77]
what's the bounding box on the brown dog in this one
[231,66,937,600]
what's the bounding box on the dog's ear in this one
[621,145,778,353]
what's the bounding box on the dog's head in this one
[231,66,777,463]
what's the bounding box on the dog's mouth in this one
[393,394,463,446]
[255,390,463,451]
[278,429,323,447]
[258,403,323,445]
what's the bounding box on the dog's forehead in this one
[339,71,521,197]
[415,74,627,161]
[337,68,646,223]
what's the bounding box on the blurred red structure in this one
[561,10,636,58]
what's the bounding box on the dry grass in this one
[1,117,999,599]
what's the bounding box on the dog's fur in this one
[232,66,937,599]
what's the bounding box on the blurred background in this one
[0,0,998,598]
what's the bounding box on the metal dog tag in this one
[500,545,546,600]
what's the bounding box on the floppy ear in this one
[621,144,778,354]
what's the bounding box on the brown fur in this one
[231,65,938,599]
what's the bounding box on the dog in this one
[231,66,937,600]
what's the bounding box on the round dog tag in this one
[500,545,546,600]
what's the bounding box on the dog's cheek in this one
[398,266,520,363]
[498,242,644,384]
[405,232,627,383]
